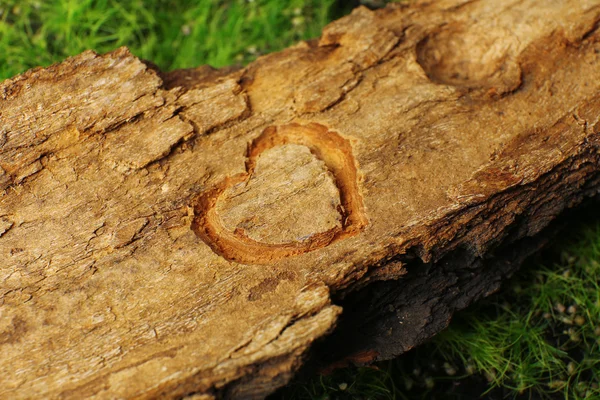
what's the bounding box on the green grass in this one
[435,239,600,400]
[1,1,599,399]
[0,0,350,80]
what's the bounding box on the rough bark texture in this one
[2,0,600,398]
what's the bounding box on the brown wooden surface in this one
[2,0,600,398]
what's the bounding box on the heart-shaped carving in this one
[192,122,367,264]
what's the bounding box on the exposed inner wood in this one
[2,1,600,399]
[218,143,342,244]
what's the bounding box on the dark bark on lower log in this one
[318,150,600,368]
[280,200,599,393]
[228,155,600,396]
[318,216,561,369]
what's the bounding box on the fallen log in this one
[2,0,600,398]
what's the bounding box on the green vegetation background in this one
[0,0,349,79]
[1,0,598,398]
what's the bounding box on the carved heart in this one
[192,122,367,265]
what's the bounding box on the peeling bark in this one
[2,1,600,399]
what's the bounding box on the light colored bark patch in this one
[217,143,342,244]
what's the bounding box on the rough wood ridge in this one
[2,0,600,398]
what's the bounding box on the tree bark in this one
[2,0,600,398]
